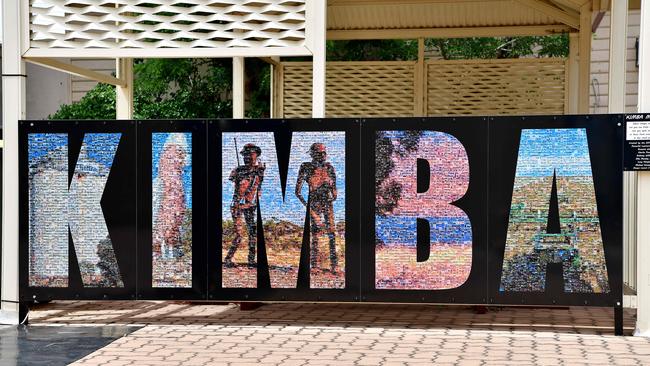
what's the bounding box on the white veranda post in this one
[637,0,650,337]
[610,0,635,312]
[116,58,134,119]
[233,57,246,119]
[308,0,326,118]
[1,0,26,324]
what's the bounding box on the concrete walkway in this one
[26,301,649,365]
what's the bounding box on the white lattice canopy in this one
[28,0,310,57]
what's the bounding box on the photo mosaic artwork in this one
[374,131,472,290]
[28,134,69,287]
[152,133,192,288]
[28,133,124,288]
[499,128,610,293]
[20,117,622,305]
[221,132,346,289]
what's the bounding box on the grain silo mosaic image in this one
[28,134,69,287]
[375,131,472,290]
[29,133,124,288]
[499,128,610,293]
[221,132,346,289]
[152,133,192,288]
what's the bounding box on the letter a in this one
[499,129,609,293]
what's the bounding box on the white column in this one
[609,0,636,310]
[609,0,629,112]
[308,0,327,118]
[1,0,26,325]
[233,57,245,119]
[636,0,650,337]
[116,58,134,119]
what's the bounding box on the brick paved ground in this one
[27,301,650,365]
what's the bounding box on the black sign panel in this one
[360,117,489,304]
[488,115,623,307]
[20,120,137,300]
[18,116,623,308]
[137,120,208,300]
[207,119,361,302]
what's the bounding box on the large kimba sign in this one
[19,116,624,307]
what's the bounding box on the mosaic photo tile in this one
[221,132,346,289]
[28,133,69,287]
[375,131,472,290]
[28,133,124,288]
[499,129,610,293]
[152,133,192,288]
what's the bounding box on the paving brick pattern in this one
[28,301,650,365]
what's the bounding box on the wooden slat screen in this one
[426,58,567,116]
[280,58,567,118]
[282,61,416,118]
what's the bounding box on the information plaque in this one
[625,114,650,171]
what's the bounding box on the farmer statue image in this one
[224,142,265,268]
[295,143,339,274]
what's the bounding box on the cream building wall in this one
[590,10,641,114]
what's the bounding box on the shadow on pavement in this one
[0,325,141,366]
[27,301,636,336]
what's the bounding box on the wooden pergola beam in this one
[258,57,282,67]
[327,25,572,40]
[24,57,127,87]
[549,0,587,12]
[515,0,580,29]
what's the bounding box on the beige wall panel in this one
[589,10,641,114]
[70,59,116,103]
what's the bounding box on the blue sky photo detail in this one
[515,128,593,177]
[29,133,121,170]
[28,133,67,164]
[83,134,121,169]
[221,132,346,225]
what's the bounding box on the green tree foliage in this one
[327,40,418,61]
[49,82,117,120]
[50,35,568,120]
[50,58,234,120]
[133,58,232,119]
[325,35,568,61]
[245,58,272,118]
[428,35,569,60]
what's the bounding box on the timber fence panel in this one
[426,58,567,116]
[282,61,417,118]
